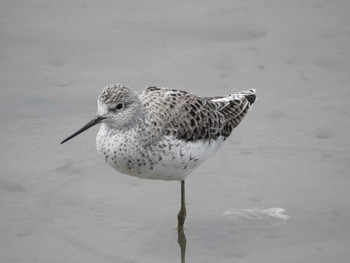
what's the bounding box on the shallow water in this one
[1,0,350,262]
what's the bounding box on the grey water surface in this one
[1,0,350,262]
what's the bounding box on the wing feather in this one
[141,87,256,142]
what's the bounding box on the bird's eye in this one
[114,103,124,110]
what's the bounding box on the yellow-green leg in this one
[177,180,186,229]
[177,227,187,263]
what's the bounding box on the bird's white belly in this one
[96,124,225,181]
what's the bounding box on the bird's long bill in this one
[60,116,105,144]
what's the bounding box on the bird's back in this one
[141,87,256,143]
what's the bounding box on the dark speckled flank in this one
[142,87,256,142]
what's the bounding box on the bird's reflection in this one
[177,228,187,263]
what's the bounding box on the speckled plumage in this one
[60,83,256,228]
[94,84,256,181]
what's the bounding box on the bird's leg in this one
[177,180,186,229]
[177,227,187,263]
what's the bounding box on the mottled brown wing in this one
[142,87,255,142]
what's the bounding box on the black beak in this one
[60,116,105,144]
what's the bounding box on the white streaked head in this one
[60,84,143,144]
[97,84,144,129]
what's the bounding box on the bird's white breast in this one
[96,124,225,181]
